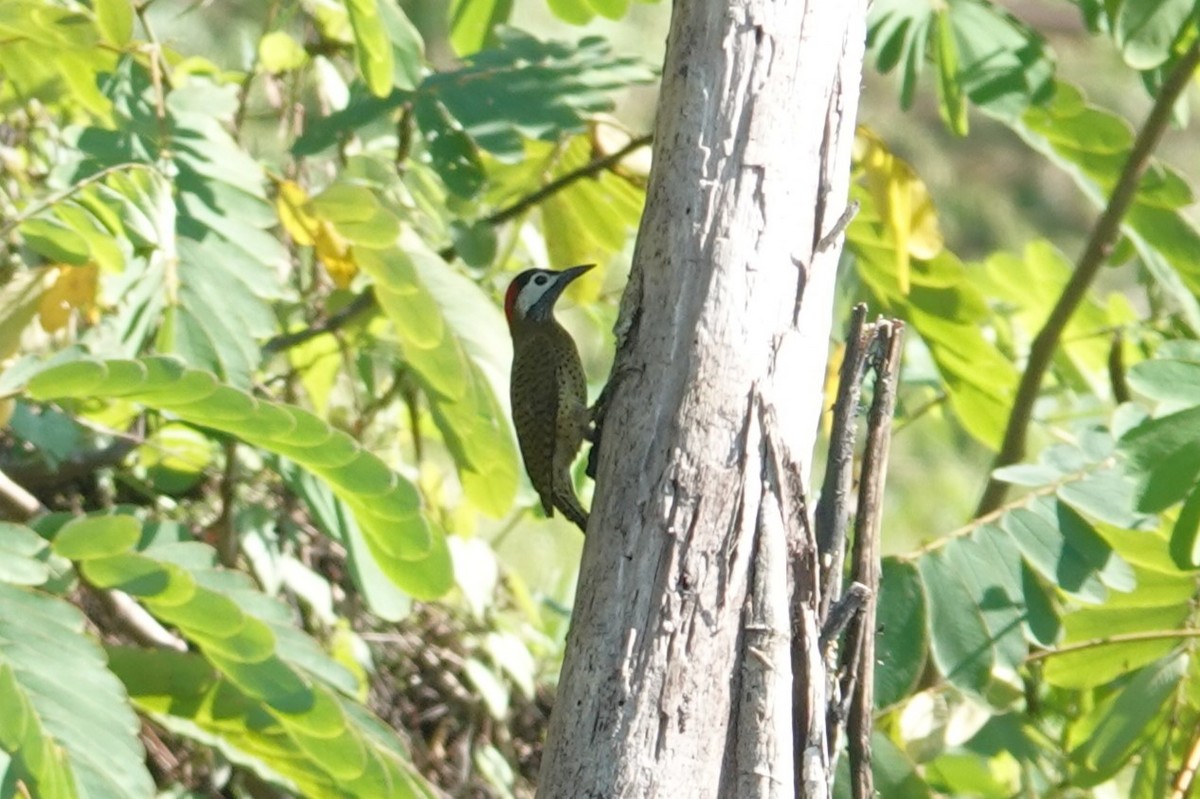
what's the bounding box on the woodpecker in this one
[505,264,592,532]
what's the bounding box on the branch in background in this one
[0,436,139,491]
[262,133,654,355]
[975,37,1200,517]
[480,133,652,228]
[90,587,188,652]
[0,467,188,650]
[261,287,378,355]
[232,0,283,138]
[212,440,239,569]
[0,467,41,520]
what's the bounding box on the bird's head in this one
[504,264,594,328]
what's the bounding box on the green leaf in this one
[1119,405,1200,512]
[875,558,927,708]
[1012,81,1200,326]
[546,0,595,24]
[17,217,91,264]
[70,66,283,387]
[1170,482,1200,568]
[0,582,154,798]
[926,751,1014,798]
[1113,0,1196,69]
[109,647,436,799]
[932,10,968,135]
[450,0,514,55]
[1128,355,1200,405]
[275,461,412,622]
[1058,468,1149,530]
[344,0,395,97]
[0,2,117,120]
[25,356,451,599]
[258,31,308,73]
[867,0,1054,126]
[0,523,55,587]
[538,135,646,270]
[58,531,435,798]
[414,95,487,199]
[852,216,1017,448]
[359,248,520,517]
[1002,503,1107,603]
[978,240,1115,400]
[0,269,51,363]
[947,527,1029,677]
[1072,652,1188,775]
[53,515,142,560]
[1044,558,1193,688]
[378,0,425,91]
[450,219,499,268]
[918,548,994,693]
[840,732,933,799]
[94,0,133,45]
[296,30,655,164]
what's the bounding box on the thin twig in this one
[232,0,283,138]
[843,319,903,799]
[260,287,377,355]
[976,37,1200,517]
[815,303,869,622]
[214,439,238,568]
[481,133,652,227]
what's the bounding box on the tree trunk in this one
[537,1,868,797]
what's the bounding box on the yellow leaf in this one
[276,180,359,286]
[38,264,99,333]
[314,220,358,288]
[855,128,944,294]
[276,180,319,246]
[823,341,845,437]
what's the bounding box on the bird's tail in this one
[554,487,589,534]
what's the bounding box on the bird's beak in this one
[546,263,594,305]
[559,263,595,285]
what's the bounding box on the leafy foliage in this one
[23,356,451,599]
[0,523,153,798]
[4,0,1200,796]
[0,1,646,795]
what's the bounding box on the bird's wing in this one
[511,333,560,514]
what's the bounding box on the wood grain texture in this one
[537,1,869,797]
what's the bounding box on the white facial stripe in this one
[516,272,555,316]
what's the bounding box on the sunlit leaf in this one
[25,357,450,599]
[0,582,153,797]
[344,0,395,97]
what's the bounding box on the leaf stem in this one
[1025,628,1200,663]
[0,163,155,239]
[909,457,1114,559]
[975,37,1200,517]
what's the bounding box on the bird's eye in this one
[533,275,549,286]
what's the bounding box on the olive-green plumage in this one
[505,266,592,532]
